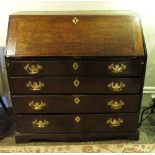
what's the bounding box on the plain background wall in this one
[0,0,155,106]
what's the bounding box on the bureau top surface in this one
[6,11,145,57]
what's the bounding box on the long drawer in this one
[9,77,142,94]
[16,113,139,134]
[12,95,140,114]
[7,60,144,76]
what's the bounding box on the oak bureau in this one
[5,11,147,143]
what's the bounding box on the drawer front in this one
[16,113,139,134]
[8,60,144,76]
[9,77,142,94]
[12,95,140,114]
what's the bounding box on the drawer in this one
[16,113,139,134]
[12,95,140,114]
[9,77,142,94]
[9,59,144,76]
[8,60,144,76]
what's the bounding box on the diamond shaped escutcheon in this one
[72,62,79,70]
[72,17,79,24]
[73,78,80,87]
[74,97,80,104]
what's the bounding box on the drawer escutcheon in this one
[74,97,80,104]
[75,116,81,123]
[107,118,123,127]
[72,17,79,24]
[72,62,79,70]
[28,101,46,110]
[73,78,80,87]
[32,119,49,128]
[108,82,125,92]
[24,64,43,75]
[26,81,44,91]
[107,100,124,110]
[108,63,126,74]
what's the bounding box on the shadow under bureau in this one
[5,11,147,143]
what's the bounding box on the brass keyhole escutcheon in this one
[72,17,79,24]
[73,78,80,87]
[75,116,81,123]
[74,97,80,104]
[72,62,79,71]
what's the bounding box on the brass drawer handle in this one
[107,100,124,110]
[108,63,126,74]
[75,116,81,123]
[108,82,125,92]
[107,118,123,127]
[24,64,43,75]
[26,81,44,91]
[74,97,80,104]
[32,119,49,128]
[72,17,79,24]
[28,101,46,110]
[73,78,80,87]
[72,62,79,70]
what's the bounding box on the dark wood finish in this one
[6,12,144,57]
[15,131,139,143]
[9,77,142,94]
[16,113,139,134]
[5,11,147,143]
[15,132,139,143]
[12,95,140,114]
[8,60,143,76]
